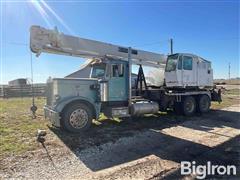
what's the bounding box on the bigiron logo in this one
[181,161,237,179]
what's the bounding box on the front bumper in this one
[44,106,61,127]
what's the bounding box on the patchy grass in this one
[0,97,49,159]
[224,88,240,95]
[211,89,240,109]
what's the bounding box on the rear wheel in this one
[198,95,211,113]
[183,96,196,116]
[62,103,93,133]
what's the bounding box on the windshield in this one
[91,64,106,78]
[165,54,178,72]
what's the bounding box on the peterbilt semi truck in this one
[30,26,221,133]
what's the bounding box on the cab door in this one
[108,62,128,101]
[182,55,196,86]
[165,54,179,87]
[176,55,183,86]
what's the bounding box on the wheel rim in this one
[185,99,194,113]
[69,108,88,129]
[200,97,209,111]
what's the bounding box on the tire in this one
[183,96,196,116]
[62,103,93,133]
[198,95,211,113]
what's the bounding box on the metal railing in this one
[0,84,46,98]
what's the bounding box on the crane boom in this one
[30,26,166,68]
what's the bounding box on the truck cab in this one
[90,59,129,102]
[44,58,129,132]
[165,53,213,88]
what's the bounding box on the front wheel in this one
[183,96,196,116]
[62,103,93,133]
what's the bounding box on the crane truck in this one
[30,26,221,133]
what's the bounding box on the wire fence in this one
[0,84,46,98]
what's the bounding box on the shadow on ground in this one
[160,134,240,180]
[49,109,240,178]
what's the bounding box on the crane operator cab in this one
[164,53,213,89]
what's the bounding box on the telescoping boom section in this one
[30,26,166,68]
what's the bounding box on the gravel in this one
[1,104,239,179]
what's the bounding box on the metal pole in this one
[170,38,173,54]
[128,47,132,106]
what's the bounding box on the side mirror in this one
[118,64,124,75]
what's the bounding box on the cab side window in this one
[112,64,124,77]
[183,56,193,70]
[178,55,182,70]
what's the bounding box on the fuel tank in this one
[130,101,159,116]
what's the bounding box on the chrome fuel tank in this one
[99,80,108,102]
[130,101,159,116]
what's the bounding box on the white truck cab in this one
[165,53,213,89]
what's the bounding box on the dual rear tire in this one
[182,96,196,116]
[174,95,210,116]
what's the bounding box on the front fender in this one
[54,96,101,119]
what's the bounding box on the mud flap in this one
[211,89,222,103]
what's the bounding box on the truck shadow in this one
[49,108,240,173]
[161,134,240,179]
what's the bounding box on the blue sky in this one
[0,0,239,84]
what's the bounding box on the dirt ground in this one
[0,89,240,179]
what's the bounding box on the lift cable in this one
[30,51,37,118]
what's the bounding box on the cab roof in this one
[170,53,211,63]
